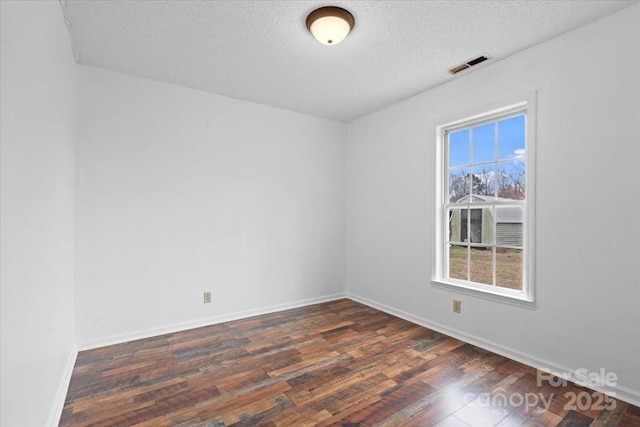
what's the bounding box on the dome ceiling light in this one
[306,6,355,46]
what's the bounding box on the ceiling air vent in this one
[448,53,492,75]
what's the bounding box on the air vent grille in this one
[448,53,492,74]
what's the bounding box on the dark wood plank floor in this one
[60,299,640,426]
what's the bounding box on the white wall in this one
[0,1,77,426]
[75,66,347,347]
[347,4,640,403]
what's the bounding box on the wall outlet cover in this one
[453,299,461,313]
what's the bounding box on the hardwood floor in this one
[60,299,640,426]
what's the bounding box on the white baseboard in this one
[78,293,348,351]
[347,293,640,408]
[47,348,78,427]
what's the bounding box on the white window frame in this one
[432,94,536,306]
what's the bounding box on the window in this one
[433,97,535,303]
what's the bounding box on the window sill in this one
[431,279,536,309]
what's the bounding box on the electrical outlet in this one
[203,291,212,304]
[453,299,461,313]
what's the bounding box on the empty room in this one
[1,1,639,426]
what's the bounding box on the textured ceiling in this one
[61,0,638,122]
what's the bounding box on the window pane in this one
[495,206,523,247]
[449,129,469,167]
[448,208,467,244]
[449,167,470,202]
[472,122,494,164]
[498,115,525,160]
[448,244,468,280]
[470,247,493,285]
[496,248,523,290]
[497,160,525,200]
[471,165,495,198]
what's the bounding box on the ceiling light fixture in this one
[306,6,354,45]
